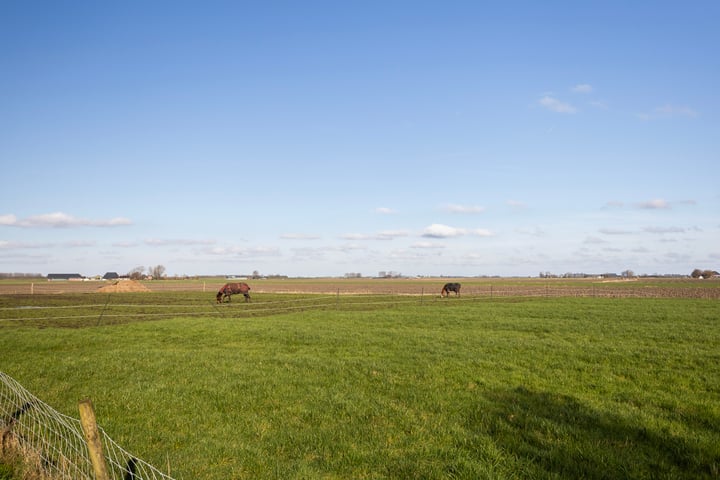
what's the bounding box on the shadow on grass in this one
[468,386,719,479]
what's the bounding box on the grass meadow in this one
[1,289,719,479]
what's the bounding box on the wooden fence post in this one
[79,399,110,480]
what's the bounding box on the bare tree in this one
[128,266,144,280]
[149,265,166,279]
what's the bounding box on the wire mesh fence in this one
[1,278,718,298]
[0,371,175,480]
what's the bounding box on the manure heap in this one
[97,280,151,292]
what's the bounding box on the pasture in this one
[1,280,719,479]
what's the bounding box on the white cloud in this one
[538,95,577,114]
[335,243,368,252]
[112,241,139,248]
[376,230,409,240]
[341,233,373,241]
[421,224,493,238]
[145,238,216,246]
[289,247,327,261]
[605,199,695,210]
[442,204,486,214]
[410,242,445,249]
[208,245,281,257]
[637,104,698,120]
[0,214,18,226]
[0,240,53,249]
[516,226,545,237]
[584,236,607,244]
[638,199,670,210]
[643,226,685,234]
[572,84,593,93]
[0,212,132,228]
[422,224,466,238]
[341,231,408,241]
[65,240,96,248]
[507,200,527,209]
[375,207,397,215]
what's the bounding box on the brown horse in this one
[441,282,461,297]
[216,282,251,303]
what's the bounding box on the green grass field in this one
[1,292,719,479]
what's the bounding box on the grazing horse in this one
[441,282,461,297]
[216,282,251,303]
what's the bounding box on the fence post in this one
[336,288,340,310]
[420,287,424,305]
[31,282,34,295]
[79,399,110,480]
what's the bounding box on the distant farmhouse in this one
[103,272,120,280]
[47,273,84,281]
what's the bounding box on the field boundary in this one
[0,372,175,480]
[1,286,718,328]
[1,279,719,299]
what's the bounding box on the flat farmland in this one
[1,279,719,479]
[1,276,719,298]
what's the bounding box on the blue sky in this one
[1,1,718,277]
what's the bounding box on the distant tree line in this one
[691,269,719,279]
[539,272,629,279]
[127,265,166,280]
[0,272,43,279]
[378,271,402,278]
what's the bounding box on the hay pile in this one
[97,280,150,293]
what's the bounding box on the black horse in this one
[216,282,251,303]
[441,282,461,297]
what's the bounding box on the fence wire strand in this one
[0,371,176,480]
[2,286,718,325]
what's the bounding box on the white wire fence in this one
[0,371,175,480]
[1,279,719,298]
[1,285,718,328]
